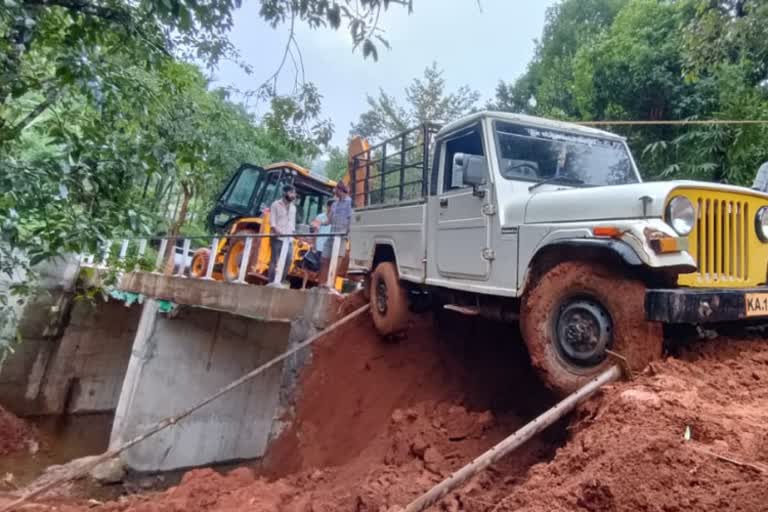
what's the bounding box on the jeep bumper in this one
[646,288,768,324]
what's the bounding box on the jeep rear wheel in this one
[520,261,662,395]
[370,262,409,336]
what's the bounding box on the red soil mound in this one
[0,405,36,456]
[264,313,554,476]
[486,337,768,511]
[17,318,768,512]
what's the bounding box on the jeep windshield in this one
[494,121,639,187]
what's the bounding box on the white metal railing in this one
[79,231,346,290]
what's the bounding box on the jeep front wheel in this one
[370,262,409,336]
[520,260,662,395]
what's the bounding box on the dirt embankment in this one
[490,337,768,511]
[0,406,37,457]
[10,315,768,512]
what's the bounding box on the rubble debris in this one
[0,406,37,457]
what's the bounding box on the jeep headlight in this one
[665,196,695,236]
[756,207,768,242]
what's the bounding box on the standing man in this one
[268,184,297,283]
[753,161,768,192]
[319,182,352,285]
[311,199,334,254]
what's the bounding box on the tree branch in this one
[1,88,60,142]
[22,0,130,23]
[259,10,296,95]
[22,0,170,57]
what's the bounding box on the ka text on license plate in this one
[745,293,768,317]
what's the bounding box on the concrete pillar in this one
[110,300,292,472]
[39,300,139,415]
[0,253,83,415]
[0,299,138,416]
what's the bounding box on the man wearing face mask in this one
[268,184,297,283]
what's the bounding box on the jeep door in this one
[427,123,492,281]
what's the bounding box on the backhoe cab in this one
[190,161,337,287]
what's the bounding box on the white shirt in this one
[269,199,296,235]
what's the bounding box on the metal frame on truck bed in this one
[349,123,441,209]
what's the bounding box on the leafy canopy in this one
[493,0,768,185]
[0,0,416,346]
[351,62,480,140]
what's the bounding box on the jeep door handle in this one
[440,198,448,208]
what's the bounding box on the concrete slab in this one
[119,272,314,321]
[111,300,293,472]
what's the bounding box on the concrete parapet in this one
[119,272,321,321]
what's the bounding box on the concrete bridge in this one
[0,235,349,473]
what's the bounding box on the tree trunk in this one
[164,181,193,275]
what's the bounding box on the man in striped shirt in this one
[319,182,352,286]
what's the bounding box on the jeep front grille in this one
[673,188,768,288]
[690,198,750,284]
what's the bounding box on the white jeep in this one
[347,111,768,394]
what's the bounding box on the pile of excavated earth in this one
[4,312,768,511]
[0,406,37,457]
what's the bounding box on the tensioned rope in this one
[576,119,768,126]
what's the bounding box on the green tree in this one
[351,62,480,140]
[0,0,419,348]
[491,0,627,117]
[324,146,349,182]
[494,0,768,185]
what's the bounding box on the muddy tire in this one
[362,273,372,301]
[223,229,258,282]
[520,261,662,395]
[370,262,409,336]
[189,248,211,278]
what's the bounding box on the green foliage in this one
[351,62,480,140]
[494,0,768,185]
[0,0,417,256]
[259,0,410,61]
[0,0,416,349]
[324,146,348,182]
[491,0,626,117]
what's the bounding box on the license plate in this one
[745,293,768,317]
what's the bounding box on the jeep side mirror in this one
[452,153,488,198]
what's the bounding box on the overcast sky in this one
[213,0,557,149]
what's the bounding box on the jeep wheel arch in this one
[522,239,643,296]
[364,243,397,301]
[372,243,397,269]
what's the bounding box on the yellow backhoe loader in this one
[189,161,338,287]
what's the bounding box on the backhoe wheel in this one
[223,229,258,283]
[189,248,211,279]
[370,262,409,336]
[520,260,662,396]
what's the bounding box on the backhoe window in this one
[258,172,282,212]
[225,167,261,210]
[494,122,638,186]
[299,194,323,225]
